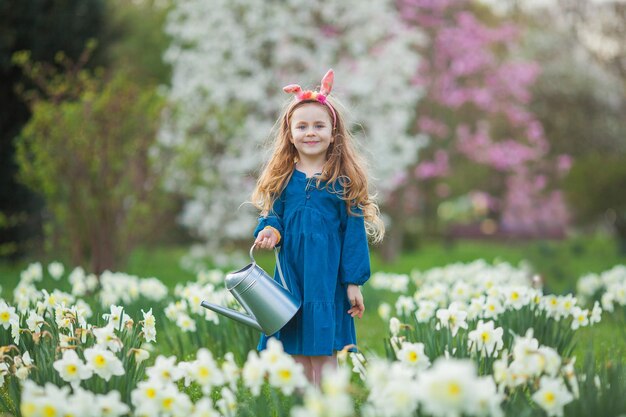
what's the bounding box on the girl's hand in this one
[347,284,365,319]
[254,227,279,250]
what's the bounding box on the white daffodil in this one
[176,313,196,332]
[538,346,562,377]
[415,300,437,323]
[141,308,157,343]
[590,301,602,324]
[267,356,308,395]
[0,365,8,389]
[570,307,589,330]
[20,262,42,283]
[396,342,430,370]
[221,352,240,390]
[47,262,64,280]
[190,398,221,417]
[557,294,577,319]
[395,295,416,316]
[367,362,419,417]
[378,302,391,321]
[0,301,18,329]
[146,355,183,385]
[216,387,237,417]
[133,348,150,365]
[468,320,504,357]
[164,300,188,321]
[436,302,468,336]
[415,358,478,417]
[503,286,529,310]
[531,376,574,417]
[187,348,224,394]
[84,346,125,381]
[26,311,44,333]
[94,390,130,417]
[157,383,193,416]
[93,324,123,353]
[242,350,265,396]
[102,305,131,330]
[131,379,161,415]
[466,376,504,417]
[389,317,401,336]
[482,296,505,319]
[14,351,34,381]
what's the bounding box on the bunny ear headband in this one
[283,69,337,127]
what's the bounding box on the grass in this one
[1,235,625,366]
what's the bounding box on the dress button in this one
[306,195,311,199]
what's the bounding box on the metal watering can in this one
[201,244,301,336]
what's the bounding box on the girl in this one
[251,69,385,385]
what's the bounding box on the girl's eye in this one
[315,124,324,128]
[296,125,306,130]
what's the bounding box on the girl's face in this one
[289,103,333,164]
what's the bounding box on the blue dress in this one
[253,169,371,356]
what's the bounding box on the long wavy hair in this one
[251,96,385,243]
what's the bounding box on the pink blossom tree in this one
[389,0,570,251]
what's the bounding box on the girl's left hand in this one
[347,284,365,319]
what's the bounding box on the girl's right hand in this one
[254,227,279,250]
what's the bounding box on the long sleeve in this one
[253,194,285,245]
[339,205,371,285]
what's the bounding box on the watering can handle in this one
[250,244,291,294]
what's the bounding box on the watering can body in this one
[201,245,301,336]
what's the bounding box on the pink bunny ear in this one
[283,84,302,95]
[319,69,334,95]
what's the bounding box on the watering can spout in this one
[200,301,263,332]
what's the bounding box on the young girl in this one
[251,69,385,385]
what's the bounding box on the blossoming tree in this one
[158,0,424,259]
[391,0,570,249]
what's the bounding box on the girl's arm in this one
[253,195,285,249]
[339,205,371,286]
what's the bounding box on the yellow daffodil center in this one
[511,292,519,301]
[146,388,157,398]
[66,364,78,375]
[408,351,418,362]
[43,405,57,417]
[448,382,461,397]
[544,391,555,404]
[94,355,106,367]
[0,312,10,321]
[481,332,490,342]
[162,398,174,410]
[199,367,210,378]
[279,369,292,380]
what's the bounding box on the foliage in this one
[564,154,626,250]
[13,51,168,273]
[0,0,107,260]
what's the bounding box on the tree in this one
[14,50,168,273]
[0,0,106,259]
[158,0,424,262]
[386,0,570,257]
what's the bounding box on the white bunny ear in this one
[319,69,334,95]
[283,84,302,95]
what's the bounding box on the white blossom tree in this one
[157,0,424,261]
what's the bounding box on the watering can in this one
[200,244,301,336]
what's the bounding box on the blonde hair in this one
[251,96,385,243]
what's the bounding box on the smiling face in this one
[289,102,334,166]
